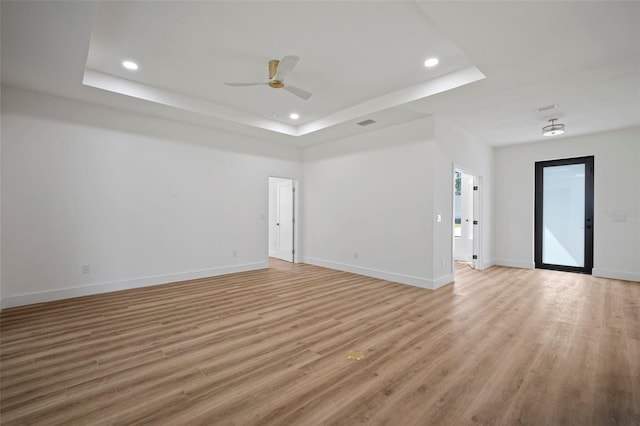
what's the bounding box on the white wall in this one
[301,115,495,289]
[1,86,302,307]
[494,127,640,281]
[0,83,2,309]
[302,118,436,288]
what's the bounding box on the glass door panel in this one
[535,156,594,274]
[542,163,585,267]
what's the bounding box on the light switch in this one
[437,214,442,223]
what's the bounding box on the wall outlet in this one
[81,264,91,274]
[232,250,237,258]
[354,251,359,259]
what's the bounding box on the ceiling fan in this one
[224,56,312,100]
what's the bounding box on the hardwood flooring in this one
[1,260,639,425]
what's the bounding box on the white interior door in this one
[454,171,474,263]
[273,180,294,262]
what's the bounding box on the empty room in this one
[1,1,639,425]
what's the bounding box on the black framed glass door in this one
[534,156,594,274]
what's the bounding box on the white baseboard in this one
[494,259,535,270]
[302,257,445,290]
[592,268,640,283]
[432,274,454,289]
[0,262,268,309]
[479,260,495,270]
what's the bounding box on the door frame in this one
[268,176,298,263]
[534,156,594,274]
[453,170,475,263]
[451,163,483,272]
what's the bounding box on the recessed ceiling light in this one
[424,57,439,68]
[122,60,138,70]
[289,113,300,120]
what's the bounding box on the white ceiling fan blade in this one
[284,85,312,100]
[273,56,299,81]
[224,82,267,87]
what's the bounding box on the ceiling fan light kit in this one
[542,118,565,136]
[225,56,312,100]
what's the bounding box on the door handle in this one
[276,223,280,226]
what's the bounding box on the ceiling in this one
[2,1,639,147]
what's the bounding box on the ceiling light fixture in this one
[122,60,138,70]
[542,118,565,136]
[289,113,300,120]
[424,57,439,68]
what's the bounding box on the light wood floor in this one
[1,260,639,425]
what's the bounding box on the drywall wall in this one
[433,116,495,281]
[0,84,2,308]
[1,86,302,307]
[494,126,640,281]
[301,115,495,289]
[302,117,436,288]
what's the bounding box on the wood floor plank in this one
[627,337,640,416]
[1,260,639,425]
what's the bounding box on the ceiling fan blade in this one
[273,56,299,81]
[283,85,312,100]
[224,82,267,87]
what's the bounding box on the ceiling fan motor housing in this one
[268,60,279,79]
[268,60,284,88]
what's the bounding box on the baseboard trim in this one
[302,257,441,290]
[480,260,495,270]
[432,274,454,290]
[494,259,535,270]
[592,268,640,283]
[0,262,268,309]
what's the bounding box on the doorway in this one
[268,177,295,262]
[453,168,480,269]
[534,156,594,274]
